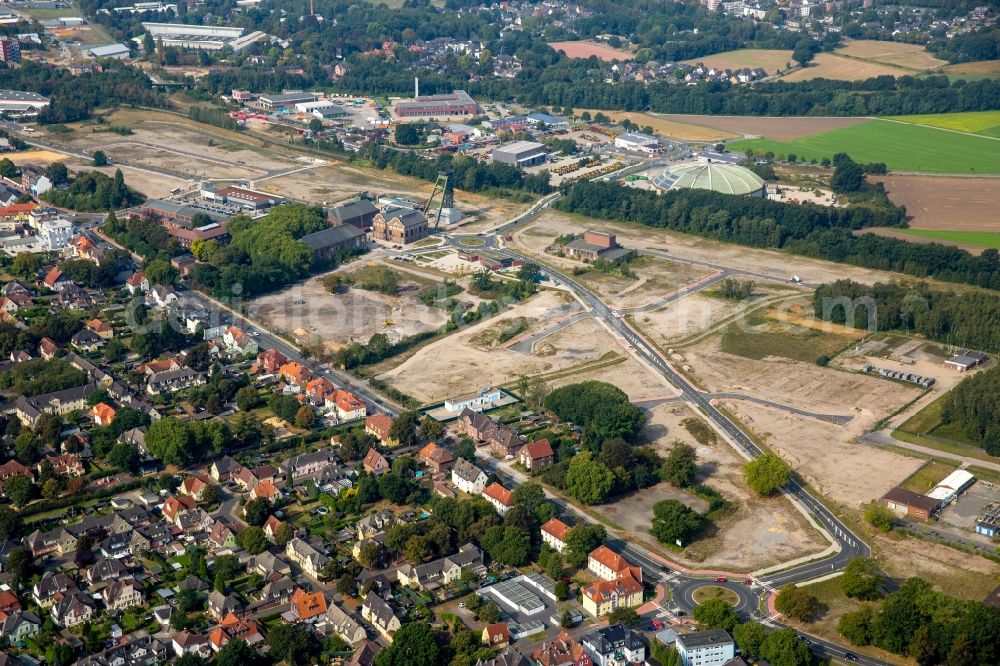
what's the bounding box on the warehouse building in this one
[492,141,548,168]
[0,90,49,118]
[294,100,347,119]
[88,43,130,59]
[258,91,317,111]
[200,186,284,211]
[880,487,939,521]
[395,90,478,118]
[615,132,662,154]
[300,224,367,261]
[328,198,379,231]
[142,22,266,52]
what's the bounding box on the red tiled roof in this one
[522,438,554,460]
[583,570,643,602]
[541,518,570,542]
[483,482,513,507]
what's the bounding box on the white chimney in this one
[415,76,419,99]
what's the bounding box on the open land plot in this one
[572,256,716,310]
[721,400,923,505]
[891,110,1000,138]
[247,265,451,351]
[49,25,113,45]
[378,291,618,402]
[102,145,264,181]
[779,53,910,81]
[624,403,829,570]
[548,41,634,61]
[868,228,1000,252]
[728,119,1000,173]
[661,114,869,141]
[575,109,737,142]
[680,48,793,73]
[510,210,909,289]
[834,39,948,70]
[681,326,920,418]
[3,149,187,198]
[871,174,1000,232]
[544,354,675,402]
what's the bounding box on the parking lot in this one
[939,479,1000,532]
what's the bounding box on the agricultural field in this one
[941,59,1000,79]
[728,119,1000,173]
[679,48,793,73]
[548,40,634,61]
[869,174,1000,237]
[661,114,868,141]
[834,39,948,71]
[886,229,1000,251]
[576,109,737,142]
[890,110,1000,138]
[780,52,910,81]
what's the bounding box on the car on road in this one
[252,331,260,336]
[650,620,664,630]
[843,653,858,662]
[458,602,465,608]
[612,310,621,318]
[714,577,728,583]
[744,578,753,585]
[674,610,686,616]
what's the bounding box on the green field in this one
[894,229,1000,249]
[729,119,1000,173]
[891,111,1000,138]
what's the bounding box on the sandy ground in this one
[574,256,715,311]
[872,174,1000,231]
[511,210,906,289]
[4,149,66,165]
[5,149,189,199]
[780,53,910,81]
[873,532,1000,596]
[615,403,829,569]
[104,145,263,181]
[247,266,450,350]
[659,115,869,141]
[548,41,634,61]
[834,40,948,70]
[379,292,615,402]
[721,400,922,506]
[545,355,676,402]
[942,60,1000,76]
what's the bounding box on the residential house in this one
[483,623,510,648]
[286,537,330,578]
[249,551,292,578]
[260,576,296,604]
[51,590,95,627]
[581,625,645,666]
[0,460,33,495]
[99,528,150,559]
[40,453,84,477]
[38,337,58,360]
[363,448,390,475]
[419,442,454,475]
[582,570,643,617]
[222,326,258,356]
[588,546,642,583]
[278,361,312,386]
[263,514,285,542]
[33,571,75,607]
[125,271,149,295]
[256,348,288,374]
[290,587,328,622]
[0,591,19,615]
[451,458,488,495]
[250,478,279,502]
[76,636,171,666]
[161,495,196,526]
[85,319,114,340]
[86,557,128,585]
[518,439,554,470]
[208,612,263,651]
[209,521,237,550]
[364,414,396,447]
[210,457,244,482]
[356,510,396,540]
[347,639,382,666]
[395,543,484,591]
[281,448,337,478]
[148,285,178,309]
[91,402,116,427]
[477,647,530,666]
[42,266,67,291]
[13,383,101,427]
[172,631,212,659]
[179,476,208,501]
[208,590,243,620]
[25,527,77,556]
[456,408,524,457]
[320,603,367,645]
[333,389,367,422]
[360,594,401,640]
[100,579,145,612]
[482,482,514,516]
[0,611,41,643]
[146,366,205,395]
[541,518,570,553]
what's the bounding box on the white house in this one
[540,518,569,553]
[675,630,735,666]
[451,458,488,495]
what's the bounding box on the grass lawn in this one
[719,314,854,363]
[692,585,740,606]
[893,228,1000,249]
[20,7,83,19]
[729,118,1000,173]
[891,110,1000,138]
[899,460,955,494]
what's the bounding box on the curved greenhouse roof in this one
[652,161,766,197]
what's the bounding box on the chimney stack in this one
[414,76,419,99]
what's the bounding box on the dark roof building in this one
[329,199,379,230]
[300,224,367,260]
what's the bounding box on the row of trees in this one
[556,180,1000,294]
[41,169,142,212]
[940,365,1000,455]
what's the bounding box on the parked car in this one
[714,577,728,583]
[844,654,858,662]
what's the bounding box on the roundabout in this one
[672,578,760,616]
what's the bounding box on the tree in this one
[238,526,269,555]
[692,598,739,632]
[733,622,768,659]
[864,503,895,532]
[214,640,269,666]
[761,627,812,666]
[946,633,976,666]
[11,252,42,280]
[145,418,196,465]
[831,157,864,193]
[841,557,883,600]
[46,162,69,186]
[479,600,501,624]
[308,118,323,133]
[92,150,109,167]
[201,483,220,505]
[481,525,531,566]
[107,442,140,472]
[544,381,645,442]
[660,442,698,488]
[456,438,475,461]
[774,584,819,622]
[650,499,705,547]
[274,521,294,546]
[742,453,790,496]
[337,573,358,598]
[390,411,420,447]
[607,607,641,627]
[294,405,315,429]
[6,546,32,589]
[0,506,22,540]
[235,386,259,411]
[404,535,431,563]
[268,623,321,666]
[565,452,614,504]
[560,608,575,628]
[5,474,32,508]
[395,124,422,146]
[564,523,606,567]
[419,416,444,443]
[243,498,271,526]
[0,158,17,178]
[375,622,440,666]
[358,541,383,569]
[908,624,938,666]
[792,39,815,67]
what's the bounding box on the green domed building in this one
[652,161,766,197]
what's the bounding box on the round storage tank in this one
[652,161,766,197]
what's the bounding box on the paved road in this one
[705,392,854,425]
[622,268,732,314]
